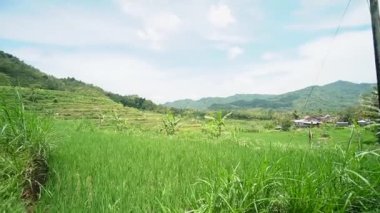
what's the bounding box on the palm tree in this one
[162,112,180,135]
[205,111,232,137]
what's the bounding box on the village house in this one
[294,116,323,128]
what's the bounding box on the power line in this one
[287,0,353,146]
[302,0,352,110]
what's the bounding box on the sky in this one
[0,0,376,103]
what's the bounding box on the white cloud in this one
[137,13,182,49]
[0,1,182,50]
[228,46,244,60]
[261,52,282,61]
[0,7,138,46]
[227,30,376,94]
[0,0,259,59]
[208,3,236,28]
[205,33,249,44]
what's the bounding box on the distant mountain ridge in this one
[164,81,376,112]
[0,50,375,113]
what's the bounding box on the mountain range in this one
[0,50,375,113]
[164,81,375,112]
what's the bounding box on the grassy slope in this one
[0,50,101,92]
[0,86,162,129]
[0,50,162,112]
[36,120,380,212]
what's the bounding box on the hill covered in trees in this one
[0,50,162,111]
[165,81,375,112]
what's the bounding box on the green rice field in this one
[33,120,380,212]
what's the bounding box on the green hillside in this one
[165,81,375,112]
[0,50,164,112]
[0,86,163,130]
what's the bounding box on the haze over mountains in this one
[164,81,375,111]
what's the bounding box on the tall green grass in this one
[37,121,380,212]
[0,90,52,211]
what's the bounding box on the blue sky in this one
[0,0,375,103]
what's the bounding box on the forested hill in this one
[0,50,161,111]
[164,81,375,112]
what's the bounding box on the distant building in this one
[275,125,283,130]
[320,114,335,123]
[358,120,371,126]
[336,122,349,127]
[294,118,322,128]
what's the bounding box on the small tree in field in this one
[204,111,232,137]
[275,113,292,131]
[161,112,180,135]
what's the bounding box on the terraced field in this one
[0,86,162,129]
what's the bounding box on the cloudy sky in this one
[0,0,376,103]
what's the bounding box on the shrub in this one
[110,111,128,131]
[277,118,292,131]
[275,114,292,131]
[0,90,52,208]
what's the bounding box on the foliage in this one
[292,110,300,119]
[0,91,52,157]
[203,111,232,137]
[337,106,360,122]
[209,98,294,110]
[191,147,380,212]
[0,72,11,85]
[360,88,380,141]
[161,112,180,135]
[105,92,161,111]
[320,123,330,138]
[275,113,293,131]
[228,109,274,120]
[0,90,52,210]
[361,89,379,120]
[110,111,128,132]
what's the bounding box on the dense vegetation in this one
[105,92,165,112]
[35,120,380,212]
[0,91,52,211]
